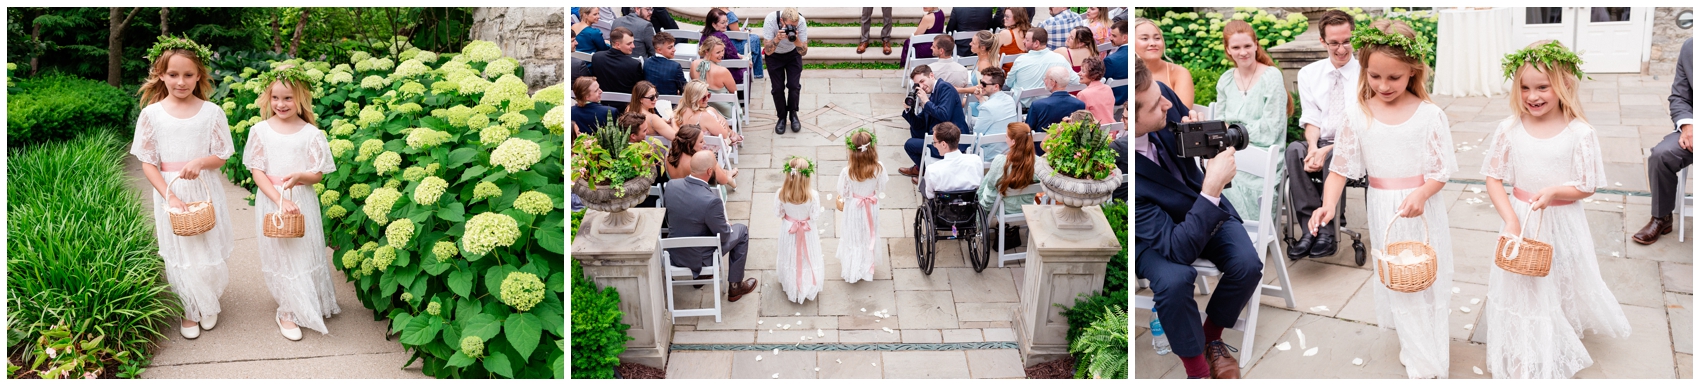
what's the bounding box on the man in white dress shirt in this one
[1284,10,1357,259]
[922,123,984,198]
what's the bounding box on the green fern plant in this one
[1069,306,1128,379]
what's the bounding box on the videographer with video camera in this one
[1132,59,1260,379]
[898,66,969,179]
[762,8,809,135]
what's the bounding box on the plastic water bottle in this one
[1150,308,1172,355]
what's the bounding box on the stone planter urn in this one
[1035,160,1124,230]
[572,175,655,234]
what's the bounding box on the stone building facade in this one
[1649,7,1692,76]
[471,7,564,92]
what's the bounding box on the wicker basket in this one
[1494,208,1552,277]
[263,189,306,238]
[1376,216,1439,293]
[166,177,217,236]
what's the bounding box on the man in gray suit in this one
[614,7,656,58]
[665,151,757,301]
[1636,37,1693,245]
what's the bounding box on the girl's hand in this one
[167,194,189,212]
[1501,220,1521,237]
[1308,205,1336,236]
[178,159,203,180]
[279,198,300,215]
[1397,192,1427,218]
[1529,188,1556,211]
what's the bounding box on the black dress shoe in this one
[1309,232,1337,257]
[1288,234,1314,260]
[1004,226,1023,248]
[775,118,787,134]
[789,115,802,133]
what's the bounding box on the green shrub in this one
[1102,200,1127,294]
[6,74,135,146]
[1069,306,1128,379]
[7,131,173,379]
[1343,8,1439,70]
[570,262,631,379]
[1185,65,1225,111]
[1150,8,1308,71]
[212,39,565,378]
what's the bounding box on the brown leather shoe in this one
[883,41,893,55]
[728,278,758,302]
[898,165,920,177]
[857,41,870,54]
[1633,215,1673,245]
[1204,340,1241,379]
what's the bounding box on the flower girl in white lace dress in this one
[131,38,235,340]
[776,156,826,303]
[836,129,887,283]
[1308,20,1455,378]
[1477,41,1633,378]
[243,66,342,341]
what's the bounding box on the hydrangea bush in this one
[213,39,566,379]
[1151,8,1308,71]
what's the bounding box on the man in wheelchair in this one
[913,123,988,273]
[1132,60,1262,379]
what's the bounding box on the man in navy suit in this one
[643,32,687,96]
[1025,67,1086,133]
[898,65,970,178]
[1133,60,1261,379]
[1104,19,1129,105]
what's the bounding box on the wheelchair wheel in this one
[979,211,997,270]
[1352,240,1367,266]
[913,206,936,275]
[966,207,989,272]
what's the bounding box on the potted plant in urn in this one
[571,122,664,234]
[1037,115,1124,229]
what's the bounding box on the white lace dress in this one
[835,164,888,283]
[775,190,825,303]
[1477,117,1633,378]
[243,121,342,335]
[130,100,236,323]
[1332,101,1456,378]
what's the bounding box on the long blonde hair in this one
[779,157,813,205]
[847,130,881,182]
[1355,19,1432,118]
[139,49,214,106]
[258,65,317,124]
[673,80,711,123]
[1509,40,1587,123]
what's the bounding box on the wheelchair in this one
[1279,175,1368,266]
[912,188,991,275]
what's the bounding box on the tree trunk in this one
[29,9,44,76]
[159,7,169,36]
[271,10,282,53]
[108,7,140,87]
[289,8,311,57]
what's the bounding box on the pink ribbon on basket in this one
[852,194,880,274]
[785,216,818,289]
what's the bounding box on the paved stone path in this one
[1135,73,1694,379]
[122,158,428,378]
[658,69,1033,379]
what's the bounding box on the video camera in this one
[1174,120,1248,159]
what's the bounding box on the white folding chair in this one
[976,133,1007,164]
[1101,122,1125,137]
[1678,165,1694,242]
[661,236,724,323]
[662,29,702,42]
[1096,42,1113,53]
[601,92,632,103]
[902,33,944,88]
[572,51,594,62]
[1000,53,1022,67]
[706,92,742,160]
[702,134,735,171]
[651,184,668,234]
[1104,78,1128,88]
[957,56,979,67]
[990,183,1047,267]
[721,58,754,126]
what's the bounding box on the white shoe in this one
[201,313,218,331]
[180,322,200,339]
[277,316,302,341]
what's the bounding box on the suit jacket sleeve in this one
[1672,38,1693,129]
[1135,187,1232,266]
[921,83,957,125]
[707,196,732,235]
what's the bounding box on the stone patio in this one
[659,69,1034,379]
[1135,73,1694,379]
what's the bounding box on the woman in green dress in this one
[1214,19,1288,221]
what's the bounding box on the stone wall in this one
[1648,7,1692,76]
[471,7,564,91]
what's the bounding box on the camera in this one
[781,25,798,42]
[904,84,920,108]
[1174,120,1248,159]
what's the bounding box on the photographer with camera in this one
[1132,59,1260,379]
[898,65,970,179]
[762,8,810,135]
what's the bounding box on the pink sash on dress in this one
[852,194,880,275]
[785,215,818,289]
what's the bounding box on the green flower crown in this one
[782,156,816,178]
[844,128,878,152]
[1501,40,1589,81]
[145,35,213,64]
[255,66,315,90]
[1350,26,1432,66]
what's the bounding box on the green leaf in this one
[514,170,547,188]
[482,350,514,378]
[485,265,519,298]
[457,165,488,184]
[446,352,476,368]
[504,313,542,361]
[448,268,475,297]
[460,313,502,341]
[437,202,466,222]
[380,269,400,297]
[400,313,441,345]
[448,147,480,168]
[536,294,564,336]
[391,313,415,335]
[537,223,564,254]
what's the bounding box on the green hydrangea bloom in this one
[365,187,402,224]
[371,57,395,71]
[463,212,520,255]
[415,176,448,205]
[374,151,402,175]
[327,71,353,84]
[542,106,566,135]
[398,81,426,96]
[321,189,341,204]
[414,51,439,64]
[349,183,373,199]
[514,191,554,215]
[432,240,459,262]
[400,292,414,302]
[313,183,326,195]
[393,59,428,80]
[371,246,396,271]
[304,68,325,82]
[342,249,362,269]
[387,218,416,249]
[401,166,426,181]
[483,58,517,78]
[479,126,509,145]
[472,181,502,202]
[221,101,236,114]
[425,163,441,175]
[357,139,385,161]
[461,336,485,359]
[349,51,372,64]
[241,67,258,77]
[499,271,545,312]
[355,58,376,72]
[326,205,348,219]
[359,256,376,276]
[395,102,422,114]
[360,75,388,89]
[467,112,491,129]
[328,139,354,158]
[431,79,460,94]
[343,101,360,116]
[399,48,421,61]
[489,138,542,173]
[384,179,401,190]
[463,40,503,62]
[426,301,441,316]
[498,111,528,129]
[406,127,450,149]
[360,241,379,252]
[507,95,536,113]
[443,105,475,127]
[459,76,491,95]
[532,83,565,105]
[331,121,357,136]
[357,106,385,128]
[472,103,499,115]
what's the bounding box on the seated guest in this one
[701,8,746,85]
[623,81,679,142]
[946,7,997,58]
[664,124,738,188]
[613,7,656,57]
[1037,7,1085,50]
[899,65,970,178]
[591,27,644,111]
[644,32,688,96]
[1007,27,1079,107]
[1105,19,1129,105]
[573,7,611,53]
[1026,67,1087,133]
[1076,57,1118,123]
[927,36,971,95]
[571,77,617,135]
[1055,26,1100,73]
[970,30,1001,76]
[899,7,946,67]
[971,67,1020,160]
[979,122,1039,215]
[673,80,743,146]
[1085,7,1113,46]
[689,38,741,124]
[571,56,592,84]
[921,123,984,198]
[664,150,757,302]
[995,8,1032,73]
